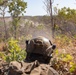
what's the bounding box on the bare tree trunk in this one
[12,16,17,39]
[3,10,7,41]
[50,0,54,39]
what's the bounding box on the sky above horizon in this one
[24,0,76,16]
[4,0,76,16]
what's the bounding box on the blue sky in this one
[25,0,76,16]
[4,0,76,16]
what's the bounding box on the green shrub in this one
[37,24,44,30]
[6,38,26,62]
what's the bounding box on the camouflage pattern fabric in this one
[7,60,59,75]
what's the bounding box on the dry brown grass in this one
[0,42,7,51]
[54,37,76,63]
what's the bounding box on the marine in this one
[1,36,59,75]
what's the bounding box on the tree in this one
[0,0,8,41]
[44,0,55,39]
[8,0,27,39]
[58,7,76,23]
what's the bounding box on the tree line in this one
[0,0,76,41]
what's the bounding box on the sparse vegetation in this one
[51,35,76,75]
[0,38,26,63]
[0,0,76,75]
[6,38,26,62]
[52,49,76,75]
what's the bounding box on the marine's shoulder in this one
[31,63,59,75]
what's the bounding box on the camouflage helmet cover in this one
[26,36,56,56]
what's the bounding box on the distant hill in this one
[0,16,76,40]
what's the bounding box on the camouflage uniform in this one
[1,36,59,75]
[8,60,59,75]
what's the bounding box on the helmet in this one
[26,36,56,57]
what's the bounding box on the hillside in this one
[0,16,76,39]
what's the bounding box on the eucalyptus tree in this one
[8,0,27,39]
[58,7,76,23]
